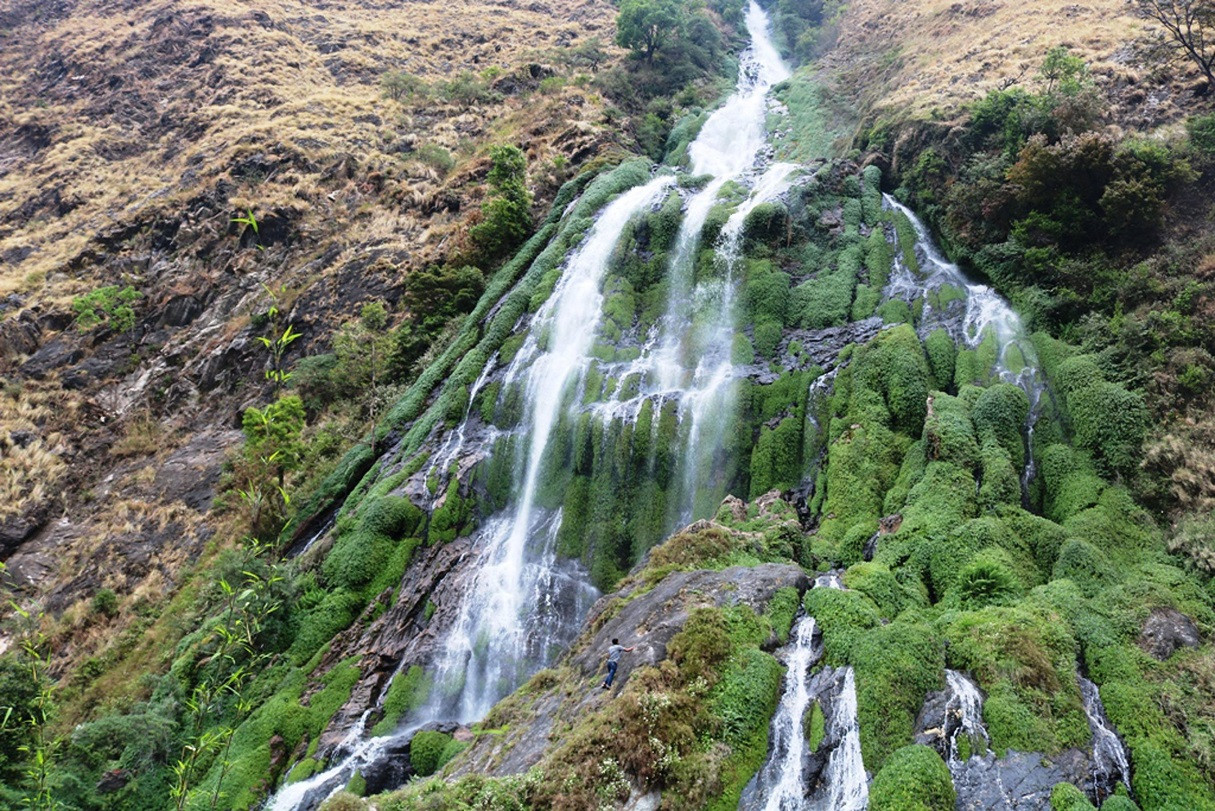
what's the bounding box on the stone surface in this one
[1138,607,1200,661]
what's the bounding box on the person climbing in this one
[602,638,635,689]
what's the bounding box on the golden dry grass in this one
[0,0,621,293]
[823,0,1191,127]
[0,383,73,518]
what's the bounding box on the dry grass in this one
[0,0,621,295]
[0,383,71,518]
[823,0,1194,129]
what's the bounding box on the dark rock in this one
[0,310,42,360]
[1138,607,1200,661]
[153,429,240,512]
[20,337,83,378]
[951,748,1091,810]
[879,513,902,534]
[96,768,130,794]
[0,505,50,557]
[159,294,204,327]
[357,736,414,795]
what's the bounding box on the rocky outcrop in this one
[450,560,810,780]
[1138,607,1200,661]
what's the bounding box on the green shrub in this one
[1067,381,1147,479]
[844,562,922,619]
[411,730,454,777]
[971,383,1029,468]
[802,587,881,664]
[869,745,956,811]
[1052,538,1115,597]
[73,284,141,332]
[924,329,956,389]
[852,622,944,768]
[1049,781,1097,810]
[91,588,119,618]
[954,549,1024,608]
[1188,113,1215,155]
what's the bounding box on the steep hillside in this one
[1,0,1214,809]
[0,0,634,653]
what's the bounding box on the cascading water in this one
[744,614,822,810]
[742,574,867,810]
[943,669,992,764]
[817,668,868,811]
[268,5,796,809]
[1079,676,1134,801]
[426,175,675,723]
[882,195,1047,491]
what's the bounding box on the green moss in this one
[411,730,454,777]
[924,329,956,389]
[844,562,923,619]
[869,744,956,811]
[807,701,826,751]
[372,666,432,736]
[851,622,944,768]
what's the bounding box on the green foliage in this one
[616,0,684,63]
[869,745,956,811]
[469,145,533,263]
[72,284,140,332]
[380,71,425,101]
[1189,113,1215,155]
[90,588,119,619]
[851,622,944,768]
[1050,781,1097,810]
[410,730,454,777]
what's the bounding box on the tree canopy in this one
[616,0,686,63]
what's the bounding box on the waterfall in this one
[1078,676,1134,801]
[266,5,797,808]
[425,175,675,724]
[746,614,822,810]
[943,669,992,764]
[882,195,1047,492]
[817,668,868,811]
[742,574,868,810]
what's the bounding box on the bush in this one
[954,549,1023,608]
[1067,381,1147,479]
[91,588,119,618]
[1188,113,1215,155]
[869,745,956,811]
[1052,538,1115,597]
[73,284,140,332]
[852,622,944,768]
[468,145,533,263]
[971,383,1029,468]
[411,730,454,777]
[1049,781,1096,810]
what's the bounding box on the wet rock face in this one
[950,749,1091,810]
[1138,607,1200,660]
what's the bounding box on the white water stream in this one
[745,574,867,810]
[883,195,1047,490]
[267,5,796,808]
[1079,676,1134,800]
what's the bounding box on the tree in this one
[1132,0,1215,89]
[616,0,685,64]
[468,145,532,262]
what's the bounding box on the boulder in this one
[1138,607,1200,661]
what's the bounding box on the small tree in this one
[380,70,425,101]
[468,145,533,262]
[616,0,685,64]
[1132,0,1215,89]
